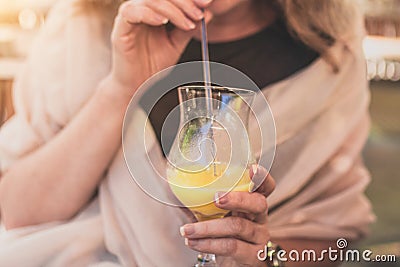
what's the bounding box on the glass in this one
[166,86,256,266]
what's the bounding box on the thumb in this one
[250,164,276,197]
[169,10,213,52]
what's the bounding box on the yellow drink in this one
[167,163,251,221]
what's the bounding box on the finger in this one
[145,0,197,30]
[193,0,215,8]
[250,165,276,197]
[185,237,265,265]
[180,217,266,244]
[232,210,257,222]
[169,0,204,21]
[215,191,268,215]
[113,4,168,39]
[169,10,213,51]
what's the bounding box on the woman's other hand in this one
[180,165,276,266]
[108,0,213,98]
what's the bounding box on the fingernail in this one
[180,226,185,237]
[214,192,220,205]
[193,9,204,19]
[252,164,258,176]
[215,192,227,205]
[186,20,196,30]
[186,238,198,246]
[248,181,255,192]
[180,224,195,237]
[198,0,213,4]
[154,14,168,24]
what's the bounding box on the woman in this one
[0,0,374,266]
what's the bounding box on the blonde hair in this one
[277,0,361,72]
[78,0,361,71]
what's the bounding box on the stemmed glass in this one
[166,85,256,266]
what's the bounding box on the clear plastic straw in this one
[200,17,213,116]
[200,15,217,176]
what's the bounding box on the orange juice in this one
[167,163,251,221]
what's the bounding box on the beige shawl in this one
[0,0,374,266]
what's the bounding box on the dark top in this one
[140,19,319,153]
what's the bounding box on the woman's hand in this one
[180,165,276,266]
[108,0,213,98]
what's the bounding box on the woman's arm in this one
[0,78,130,229]
[0,0,213,230]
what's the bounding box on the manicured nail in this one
[186,20,196,30]
[180,224,195,237]
[215,192,227,205]
[154,14,168,24]
[252,164,258,176]
[197,0,213,4]
[186,238,198,246]
[193,9,204,19]
[214,192,220,205]
[180,226,185,237]
[248,181,255,192]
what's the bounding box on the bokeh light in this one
[18,9,37,30]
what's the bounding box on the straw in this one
[200,16,213,116]
[200,16,218,176]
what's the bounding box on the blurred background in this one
[0,0,399,266]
